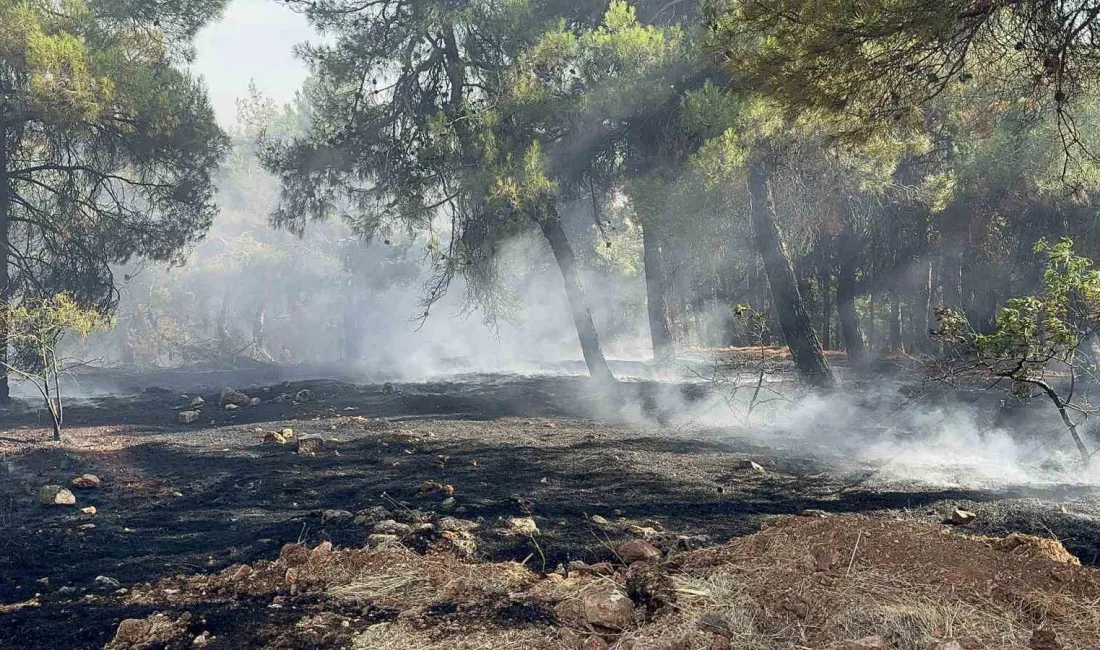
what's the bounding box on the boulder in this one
[310,540,334,563]
[81,506,97,516]
[617,539,661,564]
[219,387,251,407]
[321,509,353,524]
[95,575,121,590]
[582,589,635,631]
[590,514,610,526]
[295,389,314,402]
[737,459,767,474]
[248,397,261,406]
[224,403,240,411]
[39,485,76,506]
[280,428,294,438]
[373,520,412,535]
[297,435,324,455]
[263,432,287,446]
[189,396,205,408]
[71,474,100,489]
[178,410,200,424]
[505,516,539,535]
[112,619,152,646]
[949,508,977,525]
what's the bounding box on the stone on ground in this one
[321,509,353,524]
[504,516,539,535]
[617,539,661,563]
[296,435,324,455]
[582,589,635,631]
[178,410,200,424]
[248,397,261,406]
[71,474,100,489]
[219,387,251,407]
[39,485,76,506]
[81,506,97,515]
[263,432,287,446]
[949,508,977,525]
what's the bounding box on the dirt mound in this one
[103,515,1100,650]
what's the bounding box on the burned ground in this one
[1,374,1099,649]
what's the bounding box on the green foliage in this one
[1,0,229,312]
[939,238,1100,361]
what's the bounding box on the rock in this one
[95,576,121,590]
[189,396,205,408]
[280,428,294,438]
[1029,629,1063,650]
[353,506,392,526]
[39,485,76,506]
[505,516,539,535]
[81,505,98,516]
[321,509,353,524]
[178,410,200,424]
[628,525,660,539]
[835,637,886,650]
[800,509,830,518]
[582,589,634,631]
[219,387,251,407]
[310,540,333,563]
[295,389,314,402]
[224,403,240,411]
[112,619,153,646]
[437,516,478,532]
[373,520,412,535]
[382,382,395,395]
[248,397,261,406]
[439,496,456,510]
[297,435,324,455]
[949,508,976,525]
[737,460,766,474]
[617,539,661,564]
[368,534,399,546]
[193,631,213,647]
[590,514,609,526]
[263,432,287,446]
[71,474,100,489]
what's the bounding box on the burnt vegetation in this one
[5,1,1100,649]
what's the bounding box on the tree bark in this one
[889,291,902,353]
[747,161,835,388]
[836,222,866,369]
[817,241,832,350]
[0,121,10,405]
[641,222,675,362]
[537,207,616,384]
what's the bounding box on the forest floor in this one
[1,371,1100,649]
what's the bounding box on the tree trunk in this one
[537,207,616,384]
[0,122,10,406]
[641,222,675,362]
[889,291,902,353]
[747,161,835,388]
[817,242,832,350]
[867,291,877,353]
[916,257,933,352]
[836,222,866,369]
[942,246,962,309]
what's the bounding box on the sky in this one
[191,0,315,127]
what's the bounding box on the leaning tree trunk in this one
[537,207,616,384]
[817,242,832,350]
[747,162,835,388]
[641,222,675,362]
[0,124,10,406]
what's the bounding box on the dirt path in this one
[1,375,1099,649]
